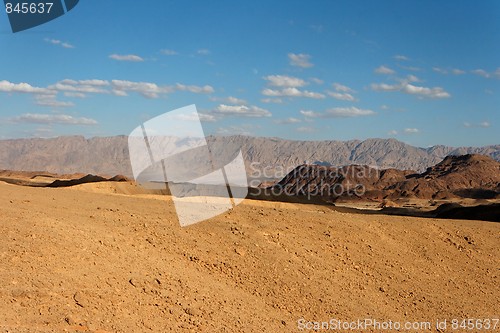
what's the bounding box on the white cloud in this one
[325,107,376,118]
[471,69,490,78]
[375,65,395,75]
[262,87,325,99]
[197,49,211,55]
[0,80,53,95]
[332,83,354,93]
[70,79,109,86]
[64,92,86,98]
[161,49,178,55]
[288,53,313,68]
[299,110,321,118]
[264,75,307,87]
[175,83,214,94]
[471,68,500,79]
[394,55,409,61]
[371,80,450,99]
[371,83,401,92]
[406,74,420,82]
[433,67,448,74]
[327,91,356,101]
[451,68,465,75]
[309,77,324,85]
[434,67,465,75]
[2,78,215,108]
[273,117,301,124]
[10,113,97,125]
[216,124,258,136]
[225,96,246,104]
[301,107,375,118]
[110,80,213,98]
[327,82,357,101]
[464,121,491,128]
[210,96,247,105]
[44,38,74,49]
[109,54,144,62]
[172,112,216,122]
[403,84,450,98]
[403,128,419,134]
[211,104,271,118]
[35,95,74,108]
[389,128,421,135]
[261,98,283,104]
[111,90,128,97]
[111,80,171,98]
[49,80,110,95]
[199,113,217,122]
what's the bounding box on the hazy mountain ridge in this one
[0,135,498,177]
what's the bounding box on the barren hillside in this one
[271,154,500,202]
[0,180,499,332]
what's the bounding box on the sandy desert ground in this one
[0,180,499,332]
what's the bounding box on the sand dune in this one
[69,181,150,195]
[0,181,498,332]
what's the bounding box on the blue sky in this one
[0,0,499,147]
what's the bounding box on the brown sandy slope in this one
[0,181,499,332]
[0,170,88,180]
[0,170,87,187]
[0,171,131,189]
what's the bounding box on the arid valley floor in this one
[0,179,499,332]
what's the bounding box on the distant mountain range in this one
[0,135,498,178]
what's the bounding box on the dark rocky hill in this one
[385,154,500,199]
[270,154,500,201]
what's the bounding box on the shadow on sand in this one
[247,188,500,223]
